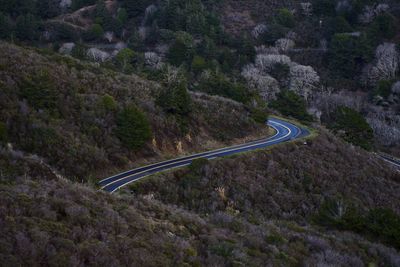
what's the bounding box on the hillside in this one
[0,0,400,266]
[1,129,399,266]
[0,42,268,181]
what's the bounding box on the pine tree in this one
[115,105,152,150]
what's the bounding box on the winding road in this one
[99,117,309,193]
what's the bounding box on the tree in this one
[329,34,372,79]
[329,107,374,150]
[167,32,194,66]
[115,48,135,73]
[191,55,207,74]
[15,14,38,41]
[0,122,7,143]
[115,106,152,150]
[123,0,151,18]
[241,64,280,101]
[368,43,398,84]
[19,71,58,111]
[270,91,312,121]
[0,12,12,39]
[37,0,60,19]
[157,68,192,132]
[367,13,396,45]
[87,24,104,40]
[196,71,249,103]
[289,64,320,101]
[275,8,295,28]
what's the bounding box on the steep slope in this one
[0,42,267,181]
[0,130,399,266]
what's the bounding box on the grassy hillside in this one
[0,42,267,181]
[1,130,399,266]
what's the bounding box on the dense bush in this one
[270,91,312,121]
[195,72,250,103]
[328,107,374,150]
[115,105,152,151]
[315,199,400,250]
[19,71,58,112]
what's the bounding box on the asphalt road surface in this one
[99,117,309,193]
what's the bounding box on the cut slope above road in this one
[100,117,310,193]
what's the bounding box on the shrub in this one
[19,71,58,112]
[0,121,7,143]
[374,80,393,99]
[191,55,207,74]
[276,8,295,28]
[195,72,250,103]
[329,107,374,150]
[250,107,269,124]
[115,105,152,150]
[99,94,117,112]
[85,24,104,41]
[315,200,400,250]
[270,91,312,121]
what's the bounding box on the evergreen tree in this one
[15,14,38,41]
[115,105,152,150]
[329,107,374,150]
[157,71,192,133]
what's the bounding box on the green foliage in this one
[71,0,97,11]
[374,80,393,99]
[328,34,372,79]
[157,71,192,132]
[367,13,397,45]
[123,0,152,18]
[37,0,60,19]
[324,16,353,38]
[195,72,249,103]
[99,94,117,112]
[115,48,136,73]
[312,0,336,16]
[275,8,295,28]
[261,23,289,45]
[85,24,104,41]
[270,91,312,122]
[191,55,207,74]
[0,12,12,39]
[117,8,128,24]
[0,122,8,143]
[329,107,373,150]
[115,105,152,150]
[315,199,400,249]
[250,107,269,124]
[167,32,195,66]
[19,71,58,111]
[15,14,38,41]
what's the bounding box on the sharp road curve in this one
[99,118,309,193]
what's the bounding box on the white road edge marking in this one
[99,121,281,184]
[103,120,293,193]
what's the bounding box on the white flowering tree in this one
[144,52,163,69]
[251,24,267,39]
[255,54,291,72]
[369,43,399,84]
[275,38,295,52]
[289,64,320,100]
[87,48,110,62]
[242,64,280,100]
